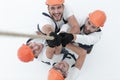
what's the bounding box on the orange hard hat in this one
[46,0,64,5]
[48,68,64,80]
[17,44,34,62]
[89,10,106,27]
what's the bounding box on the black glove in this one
[59,32,74,47]
[46,32,61,47]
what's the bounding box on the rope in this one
[0,30,54,40]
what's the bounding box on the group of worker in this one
[17,0,107,80]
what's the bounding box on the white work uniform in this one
[75,14,102,46]
[70,14,103,53]
[38,3,73,33]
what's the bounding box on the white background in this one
[0,0,120,80]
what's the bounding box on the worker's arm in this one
[67,15,80,34]
[66,43,87,70]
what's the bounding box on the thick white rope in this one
[0,30,54,40]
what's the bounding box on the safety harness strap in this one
[61,48,76,61]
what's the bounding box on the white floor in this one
[0,0,120,80]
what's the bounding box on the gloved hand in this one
[59,32,74,47]
[46,32,61,47]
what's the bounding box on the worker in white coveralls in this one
[17,38,64,65]
[47,10,107,80]
[37,0,80,61]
